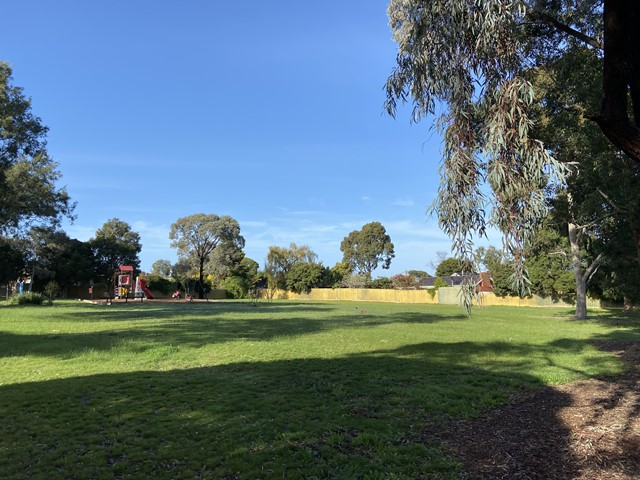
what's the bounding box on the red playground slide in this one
[137,278,154,299]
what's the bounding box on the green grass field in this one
[1,300,638,479]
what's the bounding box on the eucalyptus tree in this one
[384,0,640,310]
[150,259,172,277]
[524,224,576,300]
[340,222,395,276]
[170,257,197,297]
[205,240,246,281]
[170,214,245,298]
[407,270,430,282]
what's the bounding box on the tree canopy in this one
[169,213,244,298]
[435,257,462,278]
[25,227,94,294]
[285,262,331,294]
[0,236,24,284]
[526,33,640,316]
[0,62,75,233]
[150,259,172,277]
[264,243,318,291]
[90,218,141,286]
[340,222,395,275]
[524,224,575,300]
[385,0,639,298]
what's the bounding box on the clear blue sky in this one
[2,0,496,276]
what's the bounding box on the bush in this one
[390,274,416,289]
[491,263,520,297]
[370,277,393,289]
[341,273,371,288]
[145,275,177,295]
[220,276,248,299]
[43,281,60,305]
[8,292,46,305]
[433,277,449,289]
[285,263,330,294]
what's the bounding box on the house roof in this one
[417,273,491,289]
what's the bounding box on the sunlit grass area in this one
[1,300,638,479]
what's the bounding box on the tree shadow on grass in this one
[59,300,468,323]
[1,334,631,480]
[62,301,337,322]
[0,344,551,480]
[556,307,640,323]
[0,304,468,359]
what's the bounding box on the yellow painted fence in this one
[261,286,601,309]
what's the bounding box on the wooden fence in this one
[261,287,601,309]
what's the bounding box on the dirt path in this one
[431,339,640,479]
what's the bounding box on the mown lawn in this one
[1,300,638,479]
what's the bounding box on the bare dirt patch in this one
[430,338,640,479]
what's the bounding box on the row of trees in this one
[0,218,141,296]
[156,219,397,299]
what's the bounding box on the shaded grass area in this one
[0,301,638,479]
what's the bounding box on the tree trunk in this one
[596,0,640,164]
[568,222,604,320]
[198,260,205,299]
[574,274,588,320]
[631,218,640,266]
[628,219,640,311]
[568,223,587,319]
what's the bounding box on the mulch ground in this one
[428,332,640,479]
[81,297,221,304]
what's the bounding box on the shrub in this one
[220,276,248,299]
[491,263,520,297]
[433,277,449,289]
[8,292,46,305]
[43,281,60,305]
[145,275,177,295]
[285,263,330,294]
[390,274,416,289]
[341,273,370,288]
[370,277,393,289]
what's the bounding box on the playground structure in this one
[114,266,154,301]
[135,277,154,299]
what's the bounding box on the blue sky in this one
[2,1,496,276]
